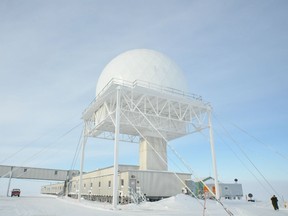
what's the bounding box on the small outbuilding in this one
[185,177,243,200]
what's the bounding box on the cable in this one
[1,122,83,180]
[213,114,283,202]
[20,122,83,167]
[70,128,84,171]
[121,92,234,215]
[0,115,81,164]
[231,123,288,162]
[213,128,271,197]
[120,111,208,211]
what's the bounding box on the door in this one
[129,179,136,192]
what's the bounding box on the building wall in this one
[205,183,243,199]
[128,170,190,198]
[41,165,191,200]
[68,165,138,196]
[219,183,243,199]
[41,182,64,194]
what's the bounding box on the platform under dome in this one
[96,49,189,96]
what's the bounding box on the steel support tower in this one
[78,79,220,207]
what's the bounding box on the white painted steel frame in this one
[78,127,88,201]
[83,81,210,141]
[6,167,13,197]
[112,87,121,209]
[208,111,220,199]
[79,79,220,206]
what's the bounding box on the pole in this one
[6,166,13,197]
[78,129,87,201]
[112,86,121,209]
[208,110,220,200]
[64,170,70,197]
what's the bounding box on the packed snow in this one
[1,194,288,216]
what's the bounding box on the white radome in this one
[96,49,189,96]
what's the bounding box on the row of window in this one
[23,168,59,175]
[74,179,125,189]
[43,186,62,191]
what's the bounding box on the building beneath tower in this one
[42,165,191,202]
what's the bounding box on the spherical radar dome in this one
[96,49,189,96]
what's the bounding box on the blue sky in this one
[0,0,287,199]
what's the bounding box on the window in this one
[54,170,58,175]
[108,181,111,188]
[24,168,27,172]
[84,183,86,189]
[90,183,93,187]
[98,182,101,187]
[121,179,124,187]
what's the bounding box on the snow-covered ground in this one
[0,194,287,216]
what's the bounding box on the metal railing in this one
[128,186,146,204]
[83,78,204,116]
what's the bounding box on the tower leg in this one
[6,166,13,197]
[112,87,121,209]
[78,130,87,201]
[208,111,220,200]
